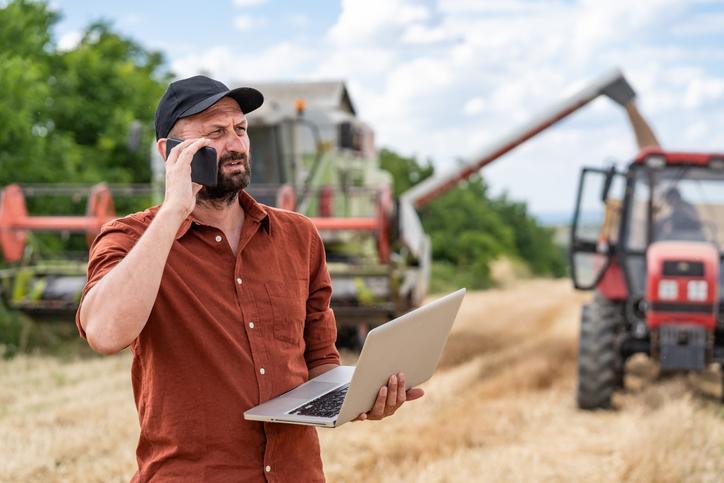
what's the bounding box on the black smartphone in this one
[165,138,218,187]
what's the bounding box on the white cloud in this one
[463,97,486,116]
[328,0,430,46]
[437,0,553,15]
[169,0,724,213]
[57,30,82,51]
[233,14,265,32]
[286,13,310,27]
[232,0,267,7]
[171,42,316,84]
[401,24,449,45]
[315,47,396,81]
[683,77,724,109]
[671,12,724,36]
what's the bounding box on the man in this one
[75,75,423,482]
[656,186,704,240]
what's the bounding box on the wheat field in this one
[2,280,723,482]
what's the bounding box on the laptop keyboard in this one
[289,384,349,418]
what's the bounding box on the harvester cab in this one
[571,149,724,408]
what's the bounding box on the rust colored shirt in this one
[75,191,340,482]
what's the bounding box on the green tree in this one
[491,194,567,277]
[380,147,567,287]
[0,0,56,183]
[420,175,517,287]
[48,21,168,183]
[379,148,434,196]
[0,0,169,187]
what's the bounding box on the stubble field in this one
[2,279,723,482]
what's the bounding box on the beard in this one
[197,151,251,206]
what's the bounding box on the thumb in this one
[405,388,424,401]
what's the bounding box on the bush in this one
[0,303,27,359]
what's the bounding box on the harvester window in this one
[249,126,284,184]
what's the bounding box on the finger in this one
[406,387,425,401]
[354,413,367,422]
[165,138,198,164]
[396,373,407,406]
[385,374,397,409]
[176,138,212,167]
[370,386,387,418]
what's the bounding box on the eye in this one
[235,125,247,135]
[207,129,223,137]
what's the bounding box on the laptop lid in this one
[335,288,466,425]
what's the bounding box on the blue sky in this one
[50,0,724,216]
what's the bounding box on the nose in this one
[224,130,247,154]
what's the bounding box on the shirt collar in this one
[174,190,271,240]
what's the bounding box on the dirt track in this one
[2,279,723,482]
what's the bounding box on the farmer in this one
[656,186,704,240]
[75,75,422,482]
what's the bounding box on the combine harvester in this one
[1,71,722,395]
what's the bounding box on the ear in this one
[157,138,168,161]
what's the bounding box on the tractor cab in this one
[570,149,724,408]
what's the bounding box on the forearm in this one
[308,363,339,379]
[80,206,185,354]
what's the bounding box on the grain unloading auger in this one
[396,67,658,285]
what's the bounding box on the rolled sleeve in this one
[74,220,137,339]
[303,229,340,370]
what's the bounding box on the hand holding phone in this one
[165,138,218,187]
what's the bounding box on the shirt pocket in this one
[265,280,308,345]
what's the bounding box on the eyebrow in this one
[205,119,248,131]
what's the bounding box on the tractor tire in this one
[576,293,624,410]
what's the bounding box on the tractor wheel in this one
[576,293,624,410]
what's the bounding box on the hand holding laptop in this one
[244,289,465,428]
[354,372,424,421]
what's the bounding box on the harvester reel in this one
[0,185,28,261]
[376,186,393,264]
[275,184,297,211]
[86,184,116,245]
[0,183,116,262]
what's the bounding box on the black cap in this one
[154,75,264,139]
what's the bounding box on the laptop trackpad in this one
[286,381,340,399]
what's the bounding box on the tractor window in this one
[570,168,620,289]
[651,168,724,248]
[572,170,607,241]
[626,172,651,251]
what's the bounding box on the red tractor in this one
[571,149,724,408]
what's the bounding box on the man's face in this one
[169,97,251,202]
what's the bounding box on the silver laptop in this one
[244,288,466,428]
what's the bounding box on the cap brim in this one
[180,87,264,119]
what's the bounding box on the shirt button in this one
[249,322,255,329]
[259,368,266,375]
[236,277,243,285]
[215,235,223,242]
[265,465,271,473]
